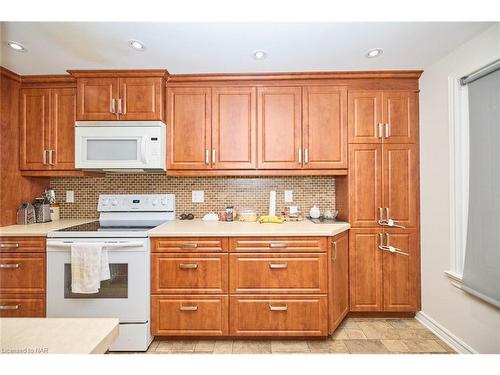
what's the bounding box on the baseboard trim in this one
[415,311,477,354]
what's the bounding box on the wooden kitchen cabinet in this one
[382,91,418,144]
[151,237,228,253]
[257,86,302,169]
[76,77,118,120]
[212,87,257,169]
[348,91,383,143]
[166,87,212,169]
[302,86,347,169]
[20,87,76,171]
[119,77,162,120]
[328,231,349,333]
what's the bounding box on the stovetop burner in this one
[56,221,156,232]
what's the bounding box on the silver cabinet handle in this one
[43,150,48,165]
[205,149,209,164]
[117,98,122,114]
[0,263,20,269]
[378,233,409,256]
[179,305,198,311]
[378,123,383,139]
[380,207,406,228]
[179,263,198,269]
[111,98,116,114]
[269,263,288,269]
[269,304,288,311]
[385,123,391,138]
[378,207,385,225]
[270,243,288,248]
[0,304,20,310]
[0,243,19,248]
[48,150,54,165]
[180,243,198,249]
[212,149,216,164]
[123,98,127,115]
[298,148,302,163]
[332,241,338,262]
[304,148,309,164]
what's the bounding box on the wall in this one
[0,68,49,225]
[419,23,500,353]
[50,175,335,219]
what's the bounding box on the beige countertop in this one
[148,219,350,237]
[0,318,119,354]
[0,218,95,237]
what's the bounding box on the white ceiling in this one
[0,22,494,75]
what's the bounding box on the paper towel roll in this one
[269,191,276,216]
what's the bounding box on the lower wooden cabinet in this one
[0,295,45,317]
[328,232,349,333]
[229,295,328,337]
[0,253,46,294]
[151,295,229,336]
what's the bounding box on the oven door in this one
[46,239,149,323]
[75,123,165,170]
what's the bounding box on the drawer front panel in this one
[151,254,228,294]
[152,237,228,253]
[0,237,45,253]
[230,295,328,336]
[230,237,327,253]
[151,295,228,336]
[0,254,45,293]
[0,296,45,317]
[229,253,327,294]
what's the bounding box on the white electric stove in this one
[46,194,175,351]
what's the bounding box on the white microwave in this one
[75,121,166,172]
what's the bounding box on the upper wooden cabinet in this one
[257,86,302,169]
[328,232,349,333]
[212,87,257,169]
[20,87,76,171]
[303,86,347,169]
[71,71,166,121]
[349,90,417,144]
[166,87,212,170]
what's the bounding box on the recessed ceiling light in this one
[366,48,383,58]
[253,50,267,60]
[6,41,26,52]
[128,40,146,51]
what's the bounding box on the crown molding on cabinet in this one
[67,69,170,78]
[0,66,22,82]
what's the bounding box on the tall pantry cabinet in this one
[345,90,421,312]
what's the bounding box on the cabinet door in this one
[166,87,212,169]
[382,144,419,228]
[382,229,420,311]
[349,229,383,311]
[257,87,302,169]
[382,91,418,143]
[50,88,76,170]
[119,77,162,120]
[76,77,118,120]
[19,88,51,170]
[348,91,383,143]
[212,87,256,169]
[303,86,347,168]
[329,232,349,333]
[348,144,383,227]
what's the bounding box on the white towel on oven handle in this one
[71,243,110,294]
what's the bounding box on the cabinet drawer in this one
[151,253,228,294]
[230,237,326,253]
[0,237,45,253]
[151,295,228,336]
[152,237,228,253]
[0,295,45,317]
[230,295,328,336]
[0,253,45,293]
[229,253,327,294]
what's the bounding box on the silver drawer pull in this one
[179,305,198,312]
[179,263,198,269]
[0,263,20,269]
[269,243,288,248]
[269,304,288,311]
[0,243,19,248]
[0,304,20,310]
[269,263,288,269]
[180,243,198,249]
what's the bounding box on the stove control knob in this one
[160,198,167,206]
[112,199,118,206]
[152,199,159,206]
[102,198,109,206]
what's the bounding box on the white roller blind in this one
[462,67,500,308]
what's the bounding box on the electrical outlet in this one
[284,190,293,203]
[192,190,204,203]
[66,191,74,203]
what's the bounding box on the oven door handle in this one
[46,241,144,251]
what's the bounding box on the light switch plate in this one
[192,190,204,203]
[66,191,74,203]
[284,190,293,203]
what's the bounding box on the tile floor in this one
[142,318,456,354]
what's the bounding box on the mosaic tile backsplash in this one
[50,175,335,219]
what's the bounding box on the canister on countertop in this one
[50,203,60,221]
[16,202,36,225]
[225,206,234,222]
